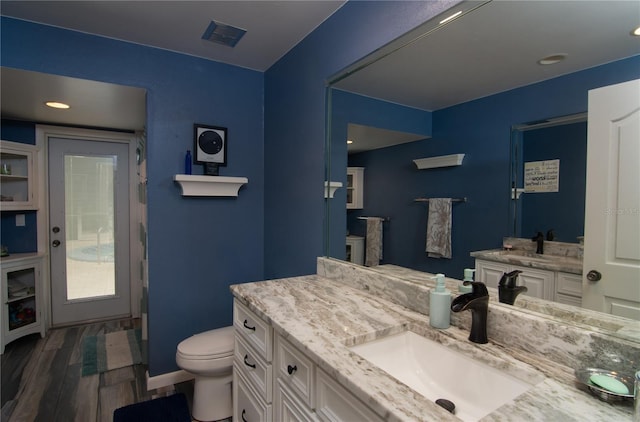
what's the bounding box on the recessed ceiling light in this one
[45,101,70,109]
[347,139,354,144]
[537,54,568,66]
[632,26,640,36]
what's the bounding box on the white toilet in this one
[176,326,235,421]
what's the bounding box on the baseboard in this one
[146,369,194,391]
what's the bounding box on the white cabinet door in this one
[475,259,554,300]
[583,78,640,320]
[475,260,510,290]
[517,268,554,300]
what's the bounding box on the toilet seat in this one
[177,326,234,360]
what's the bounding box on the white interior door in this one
[582,78,640,320]
[49,137,131,325]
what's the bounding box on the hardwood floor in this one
[1,318,194,422]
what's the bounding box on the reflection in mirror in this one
[325,0,640,332]
[510,114,587,243]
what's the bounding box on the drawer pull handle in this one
[287,364,297,375]
[242,409,248,422]
[243,319,256,331]
[243,354,256,369]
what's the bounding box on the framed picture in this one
[194,124,227,167]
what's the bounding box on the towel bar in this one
[357,216,390,221]
[414,197,467,203]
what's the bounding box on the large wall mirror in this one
[324,0,640,338]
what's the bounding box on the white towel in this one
[365,218,383,267]
[426,198,452,259]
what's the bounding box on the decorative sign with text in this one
[524,159,559,193]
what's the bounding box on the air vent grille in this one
[202,20,246,48]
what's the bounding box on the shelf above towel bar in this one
[414,197,467,203]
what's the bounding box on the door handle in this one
[52,240,61,247]
[586,270,602,282]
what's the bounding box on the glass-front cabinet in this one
[346,167,364,209]
[1,254,45,353]
[0,140,37,211]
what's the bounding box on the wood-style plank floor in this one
[1,318,194,422]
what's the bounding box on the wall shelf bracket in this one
[174,175,248,197]
[324,181,343,198]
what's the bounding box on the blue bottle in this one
[185,150,192,175]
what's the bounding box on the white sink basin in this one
[349,331,536,421]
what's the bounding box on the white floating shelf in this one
[413,153,465,170]
[324,181,343,198]
[174,175,248,197]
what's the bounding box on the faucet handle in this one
[464,281,488,297]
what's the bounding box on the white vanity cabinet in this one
[475,259,554,301]
[555,272,582,306]
[233,300,274,422]
[1,254,46,353]
[475,259,582,304]
[233,298,384,422]
[346,167,364,209]
[345,236,364,266]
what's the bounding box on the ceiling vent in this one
[202,20,246,48]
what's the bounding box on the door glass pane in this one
[64,155,116,300]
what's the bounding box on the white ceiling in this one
[342,0,640,152]
[336,0,640,111]
[0,1,346,72]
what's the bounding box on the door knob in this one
[52,240,61,247]
[586,270,602,282]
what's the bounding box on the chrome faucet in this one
[532,231,544,254]
[451,281,489,344]
[498,270,527,305]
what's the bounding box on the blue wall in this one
[2,17,265,376]
[339,55,639,278]
[263,0,461,278]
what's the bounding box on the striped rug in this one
[82,329,142,376]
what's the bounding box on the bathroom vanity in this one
[471,238,584,306]
[230,257,636,421]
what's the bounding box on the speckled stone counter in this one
[231,269,636,421]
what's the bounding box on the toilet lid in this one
[177,326,235,359]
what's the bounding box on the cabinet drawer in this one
[316,368,382,422]
[275,379,317,422]
[276,335,315,408]
[234,300,273,362]
[233,367,272,422]
[235,335,273,403]
[555,293,582,307]
[556,272,582,297]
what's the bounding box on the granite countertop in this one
[470,249,583,274]
[230,275,631,421]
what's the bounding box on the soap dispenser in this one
[460,269,475,293]
[430,273,451,329]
